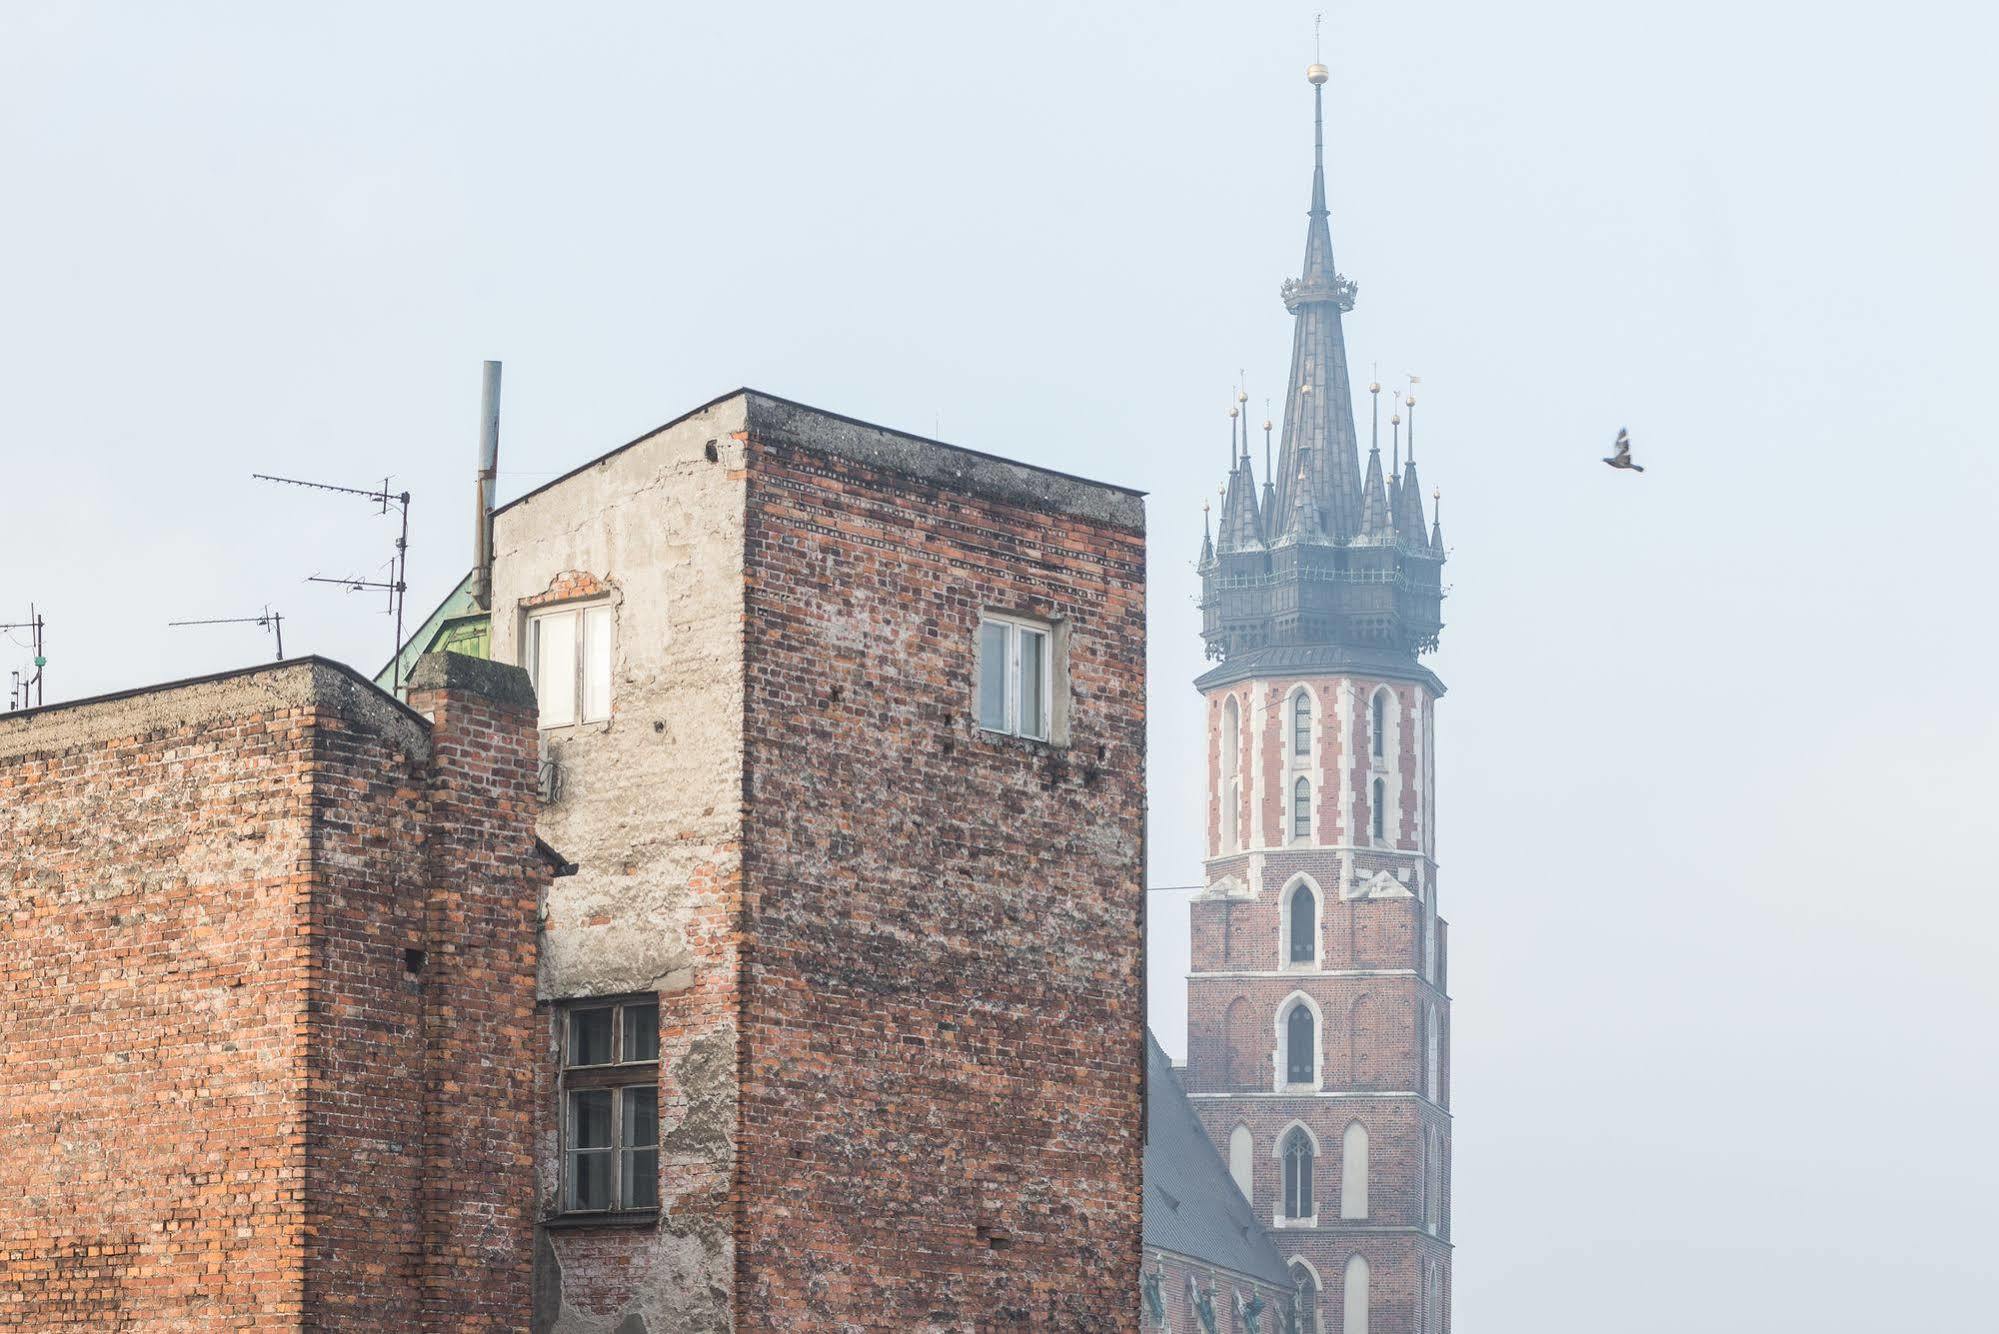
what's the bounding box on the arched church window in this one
[1370,689,1387,760]
[1282,1127,1315,1219]
[1290,1260,1322,1334]
[1293,778,1311,841]
[1286,1004,1315,1085]
[1370,777,1385,841]
[1288,883,1316,964]
[1292,690,1312,756]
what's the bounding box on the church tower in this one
[1184,60,1452,1333]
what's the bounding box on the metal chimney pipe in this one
[472,360,502,609]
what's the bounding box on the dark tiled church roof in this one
[1142,1032,1292,1286]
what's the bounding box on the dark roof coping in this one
[1195,644,1447,696]
[405,651,535,713]
[0,655,427,730]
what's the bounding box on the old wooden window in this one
[527,602,613,729]
[559,996,660,1216]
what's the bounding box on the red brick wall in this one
[0,681,320,1328]
[0,657,545,1331]
[735,435,1147,1329]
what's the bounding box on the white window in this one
[527,602,614,729]
[977,614,1052,741]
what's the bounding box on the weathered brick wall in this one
[0,657,545,1331]
[0,672,322,1328]
[407,654,546,1329]
[736,430,1147,1330]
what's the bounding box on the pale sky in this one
[3,3,1994,1328]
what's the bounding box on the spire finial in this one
[1405,374,1421,461]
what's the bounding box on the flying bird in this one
[1603,428,1645,473]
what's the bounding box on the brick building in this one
[1179,64,1454,1333]
[0,653,557,1328]
[1,391,1147,1330]
[492,390,1148,1331]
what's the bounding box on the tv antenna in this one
[2,603,47,711]
[168,606,286,662]
[254,472,411,693]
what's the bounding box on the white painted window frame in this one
[525,600,614,730]
[976,613,1053,742]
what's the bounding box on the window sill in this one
[540,1210,659,1231]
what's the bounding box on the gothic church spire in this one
[1268,63,1364,542]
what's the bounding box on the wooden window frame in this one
[554,995,660,1223]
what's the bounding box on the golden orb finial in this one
[1262,419,1273,432]
[1369,381,1380,394]
[1307,63,1329,85]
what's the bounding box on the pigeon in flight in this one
[1603,428,1645,472]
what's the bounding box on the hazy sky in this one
[4,3,1994,1329]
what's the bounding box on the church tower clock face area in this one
[1186,58,1454,1334]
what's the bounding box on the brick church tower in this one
[1182,61,1452,1334]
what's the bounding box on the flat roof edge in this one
[491,387,1147,532]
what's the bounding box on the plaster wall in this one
[491,397,749,1334]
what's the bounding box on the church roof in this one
[1142,1032,1291,1287]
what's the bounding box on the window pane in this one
[621,1086,659,1210]
[622,1147,659,1211]
[581,604,613,722]
[622,1002,659,1063]
[621,1086,658,1147]
[977,621,1009,731]
[1018,629,1047,739]
[568,1089,613,1149]
[568,1149,611,1211]
[568,1008,614,1067]
[533,611,577,728]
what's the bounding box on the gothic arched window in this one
[1290,1260,1322,1334]
[1370,777,1386,842]
[1282,1127,1315,1219]
[1293,778,1312,841]
[1288,883,1316,964]
[1286,1004,1316,1085]
[1222,696,1240,779]
[1370,689,1387,760]
[1292,690,1312,756]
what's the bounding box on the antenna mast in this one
[2,604,47,710]
[168,607,286,662]
[255,473,411,693]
